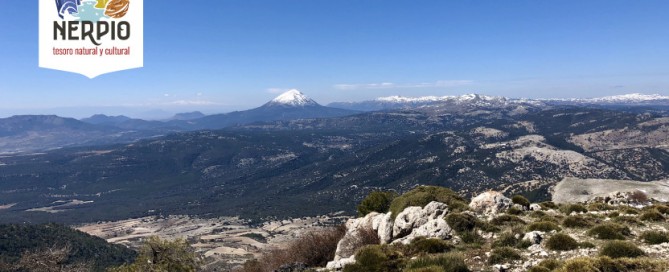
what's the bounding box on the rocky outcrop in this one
[392,201,453,244]
[469,191,512,216]
[331,212,382,262]
[522,231,544,245]
[327,201,455,270]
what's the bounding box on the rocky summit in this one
[236,185,669,272]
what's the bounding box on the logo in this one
[39,0,143,78]
[56,0,129,20]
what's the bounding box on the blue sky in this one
[0,1,668,118]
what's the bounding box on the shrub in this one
[554,257,603,272]
[579,241,596,249]
[545,233,579,251]
[507,206,524,215]
[527,267,551,272]
[587,223,630,240]
[640,210,665,222]
[652,204,669,215]
[6,246,93,272]
[539,201,558,210]
[343,245,405,272]
[238,226,346,272]
[409,238,453,254]
[512,195,530,208]
[627,190,649,203]
[562,215,594,228]
[554,256,669,272]
[445,213,478,233]
[492,232,520,248]
[619,206,640,215]
[613,216,645,226]
[537,259,561,270]
[490,215,526,226]
[476,221,500,233]
[458,230,484,245]
[587,202,614,211]
[529,211,546,218]
[527,221,561,232]
[109,236,199,272]
[389,186,467,219]
[487,247,522,264]
[608,211,620,218]
[600,241,645,259]
[561,204,588,215]
[405,253,470,272]
[358,191,398,216]
[641,231,669,245]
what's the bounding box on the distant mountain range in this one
[177,90,357,130]
[0,91,667,153]
[0,90,358,153]
[327,93,669,111]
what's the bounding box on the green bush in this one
[641,231,669,245]
[109,236,199,272]
[445,213,478,233]
[539,201,558,210]
[538,259,561,270]
[613,216,645,226]
[404,266,445,272]
[587,223,630,240]
[618,206,640,215]
[587,202,614,211]
[527,267,551,272]
[554,256,669,272]
[506,206,524,215]
[343,245,404,272]
[561,204,588,214]
[458,230,484,245]
[490,215,526,226]
[389,186,467,218]
[487,247,522,264]
[640,210,665,222]
[409,238,453,254]
[562,215,594,228]
[512,195,530,208]
[599,241,645,259]
[405,253,470,272]
[527,221,561,232]
[579,241,596,249]
[545,233,579,251]
[492,232,520,248]
[357,191,398,216]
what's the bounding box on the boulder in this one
[333,212,384,261]
[529,203,542,211]
[392,206,426,239]
[522,231,544,245]
[469,191,512,216]
[393,218,453,245]
[376,212,394,244]
[326,255,356,271]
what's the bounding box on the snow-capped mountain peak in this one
[269,89,318,107]
[588,93,669,103]
[375,94,506,104]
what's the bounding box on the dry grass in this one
[237,225,347,272]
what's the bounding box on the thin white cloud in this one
[334,80,473,90]
[165,100,221,106]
